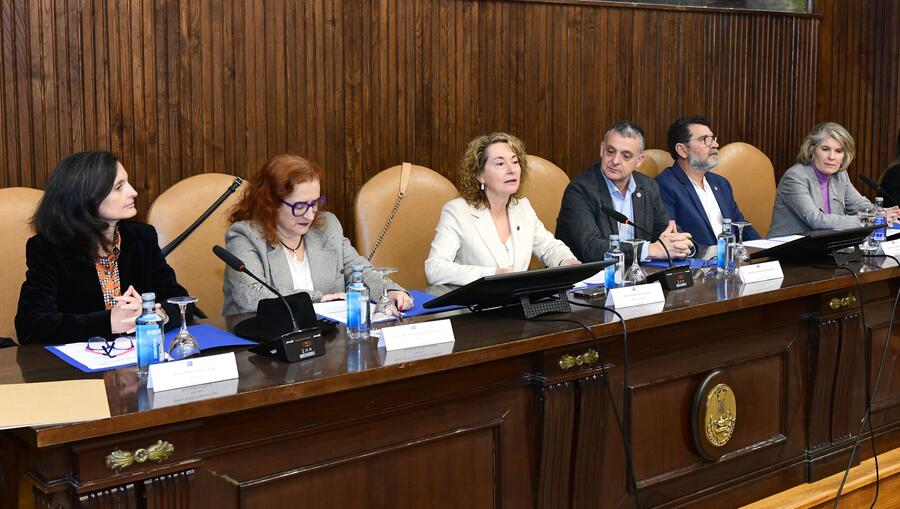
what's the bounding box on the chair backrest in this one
[520,156,571,235]
[640,149,675,177]
[147,173,243,324]
[0,188,43,340]
[637,156,660,178]
[715,142,777,237]
[354,164,457,289]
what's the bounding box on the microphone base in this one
[249,327,326,363]
[648,265,694,290]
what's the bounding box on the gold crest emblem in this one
[692,370,737,460]
[704,383,736,447]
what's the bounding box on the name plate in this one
[879,238,900,257]
[605,281,665,308]
[737,260,784,284]
[376,319,455,351]
[148,352,239,392]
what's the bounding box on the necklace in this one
[280,237,303,252]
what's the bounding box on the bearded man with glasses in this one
[655,116,761,246]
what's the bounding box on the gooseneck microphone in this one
[213,245,300,331]
[600,206,694,290]
[860,174,900,206]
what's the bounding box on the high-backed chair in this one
[637,156,660,178]
[518,156,571,269]
[715,142,777,237]
[642,149,675,177]
[0,188,43,340]
[355,163,457,289]
[147,173,243,325]
[520,156,571,235]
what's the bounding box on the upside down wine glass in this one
[620,239,648,286]
[373,267,400,325]
[731,221,752,265]
[166,296,200,360]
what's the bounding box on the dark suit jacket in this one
[15,221,188,344]
[556,162,671,262]
[655,164,760,246]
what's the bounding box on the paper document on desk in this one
[743,235,804,249]
[0,379,110,429]
[314,300,396,325]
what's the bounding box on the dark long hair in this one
[32,151,120,263]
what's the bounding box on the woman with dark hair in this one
[425,132,578,286]
[222,153,411,316]
[15,151,189,344]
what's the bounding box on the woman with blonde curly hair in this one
[769,122,900,236]
[425,132,578,286]
[222,153,411,315]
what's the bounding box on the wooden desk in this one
[3,261,900,508]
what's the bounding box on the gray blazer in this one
[768,163,873,237]
[222,213,404,316]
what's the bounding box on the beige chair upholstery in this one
[355,164,457,289]
[520,156,571,235]
[715,142,777,237]
[637,156,660,178]
[639,149,675,177]
[518,156,571,269]
[147,174,243,325]
[0,188,43,340]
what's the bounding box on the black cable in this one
[523,305,642,509]
[822,260,899,509]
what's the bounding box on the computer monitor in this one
[749,226,876,265]
[423,260,613,318]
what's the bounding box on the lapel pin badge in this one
[636,192,642,198]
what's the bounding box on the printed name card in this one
[737,261,784,284]
[605,281,665,308]
[376,319,455,351]
[879,238,900,258]
[148,352,239,392]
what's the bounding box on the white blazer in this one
[425,197,576,286]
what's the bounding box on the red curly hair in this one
[229,154,325,244]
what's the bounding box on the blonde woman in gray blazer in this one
[223,154,410,316]
[769,122,900,237]
[425,133,578,286]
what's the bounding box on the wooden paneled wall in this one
[0,0,893,238]
[816,0,900,187]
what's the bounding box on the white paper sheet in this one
[743,235,804,249]
[313,300,396,325]
[50,342,137,371]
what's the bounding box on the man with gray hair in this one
[556,120,693,262]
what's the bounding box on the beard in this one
[688,153,720,172]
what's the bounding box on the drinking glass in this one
[373,267,400,324]
[858,204,877,252]
[731,221,752,265]
[621,239,647,286]
[166,296,200,360]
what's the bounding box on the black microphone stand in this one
[161,177,244,257]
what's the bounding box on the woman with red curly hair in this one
[222,154,411,316]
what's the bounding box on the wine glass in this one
[166,296,200,360]
[858,204,877,253]
[731,221,752,265]
[620,239,647,286]
[373,267,400,324]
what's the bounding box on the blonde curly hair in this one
[458,132,529,208]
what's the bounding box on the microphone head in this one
[213,245,245,272]
[860,174,879,190]
[600,205,629,224]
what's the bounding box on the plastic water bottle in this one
[717,219,736,277]
[135,292,164,381]
[346,264,371,341]
[604,235,625,289]
[873,197,887,245]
